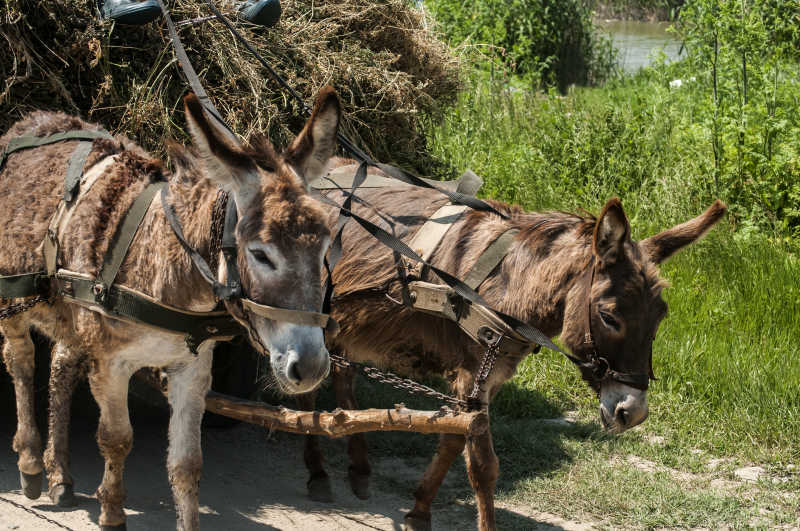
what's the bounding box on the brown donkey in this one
[301,163,726,531]
[0,87,341,530]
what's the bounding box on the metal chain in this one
[208,189,228,276]
[0,295,47,321]
[467,335,502,409]
[329,352,470,410]
[0,494,78,531]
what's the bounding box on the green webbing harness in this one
[0,129,114,299]
[0,130,245,351]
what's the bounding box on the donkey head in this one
[184,87,341,394]
[562,198,726,433]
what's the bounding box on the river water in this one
[597,20,684,72]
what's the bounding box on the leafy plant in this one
[675,0,800,234]
[425,0,616,92]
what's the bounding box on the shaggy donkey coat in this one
[0,87,341,530]
[300,162,727,531]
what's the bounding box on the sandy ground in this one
[0,381,590,531]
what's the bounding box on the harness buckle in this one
[92,282,107,303]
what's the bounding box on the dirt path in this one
[0,387,590,531]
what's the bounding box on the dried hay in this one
[0,0,460,170]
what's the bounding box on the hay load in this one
[0,0,460,170]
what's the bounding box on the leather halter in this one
[571,257,652,392]
[161,187,339,352]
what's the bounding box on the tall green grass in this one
[424,72,800,461]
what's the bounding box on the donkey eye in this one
[250,249,275,270]
[599,311,621,331]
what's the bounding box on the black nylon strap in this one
[64,141,94,202]
[95,182,166,300]
[156,0,239,143]
[321,161,369,315]
[375,163,507,219]
[313,192,567,356]
[197,0,504,218]
[0,130,112,170]
[0,272,47,299]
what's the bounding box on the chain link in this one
[0,494,79,531]
[329,352,470,410]
[0,295,47,321]
[467,334,502,409]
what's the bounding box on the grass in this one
[318,68,800,528]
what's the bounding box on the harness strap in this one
[463,228,520,290]
[408,281,532,355]
[94,181,167,301]
[0,130,112,170]
[407,204,469,262]
[55,270,243,351]
[313,165,484,196]
[0,273,47,299]
[45,153,119,277]
[241,299,336,333]
[220,196,242,298]
[64,142,94,202]
[160,185,241,301]
[314,192,566,356]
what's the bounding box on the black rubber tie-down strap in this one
[314,193,567,356]
[198,0,507,208]
[64,141,94,202]
[156,0,239,144]
[321,161,369,314]
[96,181,167,299]
[0,130,112,170]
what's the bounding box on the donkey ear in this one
[284,86,341,189]
[184,93,259,208]
[640,200,727,264]
[593,198,631,264]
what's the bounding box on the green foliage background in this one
[424,0,616,91]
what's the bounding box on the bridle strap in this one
[578,258,651,391]
[240,298,338,335]
[160,185,241,300]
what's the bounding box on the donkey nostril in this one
[288,360,303,384]
[616,407,630,426]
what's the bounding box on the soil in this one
[0,380,592,530]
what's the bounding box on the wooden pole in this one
[205,391,488,438]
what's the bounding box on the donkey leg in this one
[89,358,136,530]
[464,422,499,531]
[44,343,86,507]
[298,390,333,502]
[1,322,44,499]
[405,433,467,531]
[166,344,213,531]
[332,364,371,500]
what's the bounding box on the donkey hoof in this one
[404,513,432,531]
[100,524,127,531]
[347,469,371,500]
[20,471,42,500]
[49,483,77,507]
[307,475,334,503]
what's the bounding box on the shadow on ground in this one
[0,338,597,530]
